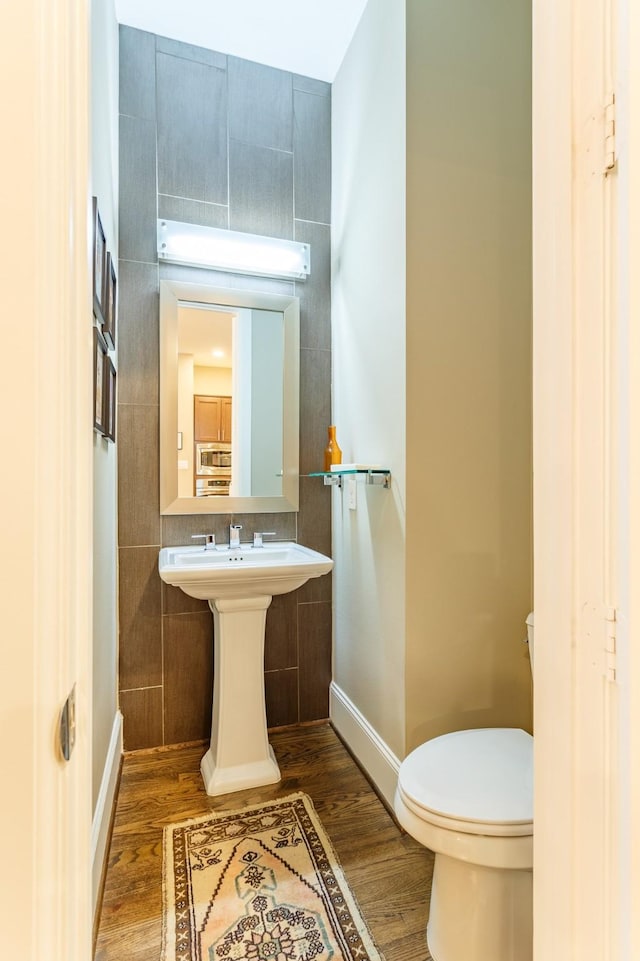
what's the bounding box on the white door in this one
[0,2,93,958]
[533,0,640,956]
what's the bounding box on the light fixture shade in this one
[157,220,310,281]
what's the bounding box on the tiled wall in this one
[117,26,332,751]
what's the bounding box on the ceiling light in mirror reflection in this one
[178,306,233,368]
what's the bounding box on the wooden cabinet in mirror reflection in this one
[194,394,232,443]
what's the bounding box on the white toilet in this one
[394,614,534,961]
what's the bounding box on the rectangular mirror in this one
[160,280,299,514]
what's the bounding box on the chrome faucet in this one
[253,531,276,548]
[229,524,242,549]
[192,533,216,551]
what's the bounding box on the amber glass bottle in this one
[323,425,342,472]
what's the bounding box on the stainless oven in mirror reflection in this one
[196,442,231,497]
[196,442,232,474]
[196,477,231,497]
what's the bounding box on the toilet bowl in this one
[395,616,534,961]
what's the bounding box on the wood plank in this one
[94,723,433,961]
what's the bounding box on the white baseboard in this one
[92,710,123,918]
[329,682,400,809]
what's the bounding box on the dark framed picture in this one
[93,327,108,434]
[92,196,107,323]
[104,357,117,443]
[102,252,117,349]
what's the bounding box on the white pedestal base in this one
[201,595,282,796]
[200,743,280,796]
[427,853,532,961]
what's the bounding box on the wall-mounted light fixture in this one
[157,220,310,281]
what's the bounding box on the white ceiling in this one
[114,0,369,82]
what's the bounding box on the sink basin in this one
[159,541,333,600]
[157,540,333,797]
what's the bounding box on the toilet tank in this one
[526,612,534,669]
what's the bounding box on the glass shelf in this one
[307,468,392,489]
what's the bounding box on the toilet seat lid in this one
[399,728,533,827]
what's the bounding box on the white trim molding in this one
[92,711,123,916]
[329,682,400,809]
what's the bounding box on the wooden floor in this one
[94,722,433,961]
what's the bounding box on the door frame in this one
[0,1,93,957]
[533,0,640,955]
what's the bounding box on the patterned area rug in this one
[162,791,385,961]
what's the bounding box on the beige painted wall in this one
[405,0,533,749]
[193,366,232,395]
[331,0,407,759]
[91,0,120,809]
[331,0,532,777]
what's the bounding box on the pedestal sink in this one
[158,541,333,796]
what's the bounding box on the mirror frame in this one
[160,279,300,515]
